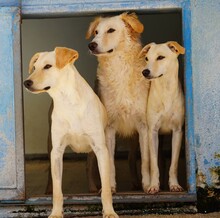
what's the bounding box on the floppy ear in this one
[139,43,155,58]
[55,47,79,69]
[86,17,101,39]
[29,52,40,74]
[167,41,185,55]
[121,12,144,33]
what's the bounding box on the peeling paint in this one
[0,131,16,189]
[210,167,220,189]
[214,153,220,159]
[204,159,209,165]
[192,0,220,189]
[0,6,24,200]
[196,172,206,189]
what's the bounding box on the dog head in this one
[139,41,185,80]
[23,47,78,94]
[86,12,144,56]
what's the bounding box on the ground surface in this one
[83,212,220,218]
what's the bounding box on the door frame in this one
[0,0,196,205]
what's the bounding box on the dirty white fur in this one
[140,41,185,194]
[24,47,118,218]
[87,13,150,192]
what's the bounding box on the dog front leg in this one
[137,124,150,193]
[169,129,184,192]
[93,143,118,218]
[49,146,65,218]
[105,126,116,193]
[148,128,160,194]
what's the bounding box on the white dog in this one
[86,13,150,193]
[24,47,118,218]
[139,41,185,194]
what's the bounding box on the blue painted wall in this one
[191,0,220,188]
[0,0,20,7]
[0,6,24,200]
[0,7,16,187]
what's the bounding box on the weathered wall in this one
[191,0,220,189]
[0,5,25,200]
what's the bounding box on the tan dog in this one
[140,41,185,194]
[24,47,118,218]
[86,13,150,193]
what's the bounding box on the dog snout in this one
[88,42,98,52]
[24,80,33,89]
[142,69,150,78]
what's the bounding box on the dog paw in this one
[111,187,117,194]
[103,212,119,218]
[48,213,63,218]
[143,185,150,193]
[142,181,150,193]
[147,185,160,194]
[169,184,184,192]
[48,215,63,218]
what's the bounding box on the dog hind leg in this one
[169,129,184,192]
[105,126,116,193]
[148,129,160,194]
[137,123,150,193]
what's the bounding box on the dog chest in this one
[62,133,93,153]
[148,100,184,134]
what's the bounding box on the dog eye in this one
[107,28,115,33]
[145,57,148,61]
[157,56,165,60]
[44,64,52,70]
[95,30,98,35]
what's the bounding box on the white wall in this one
[22,13,181,155]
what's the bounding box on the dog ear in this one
[167,41,185,55]
[55,47,79,69]
[29,53,40,74]
[121,12,144,33]
[139,43,155,58]
[86,17,101,39]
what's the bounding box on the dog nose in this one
[24,80,33,88]
[88,42,98,51]
[142,69,150,77]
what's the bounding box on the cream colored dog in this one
[23,47,118,218]
[86,13,150,193]
[140,41,185,194]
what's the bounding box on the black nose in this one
[142,69,150,77]
[88,42,98,51]
[24,80,33,88]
